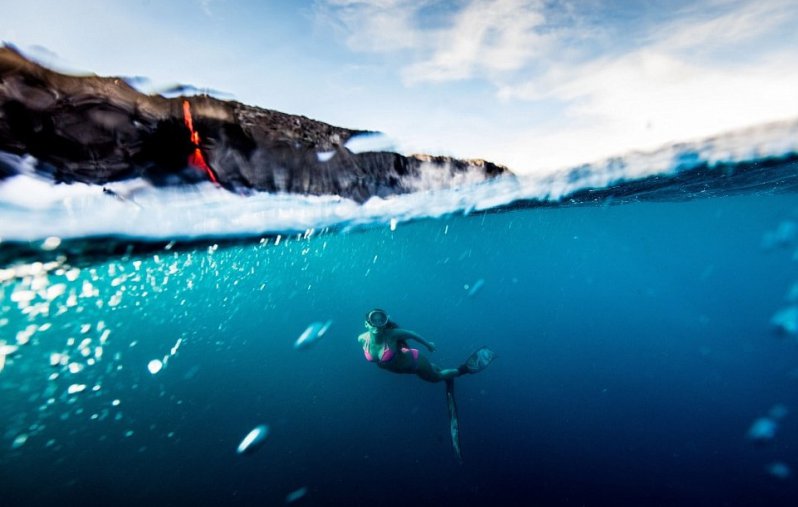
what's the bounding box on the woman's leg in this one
[415,355,460,383]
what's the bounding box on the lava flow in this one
[182,100,219,184]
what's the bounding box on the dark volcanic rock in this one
[0,46,511,202]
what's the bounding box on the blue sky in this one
[2,0,798,174]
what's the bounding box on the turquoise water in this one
[2,169,798,505]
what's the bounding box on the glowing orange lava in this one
[182,100,218,184]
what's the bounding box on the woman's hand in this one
[427,342,436,352]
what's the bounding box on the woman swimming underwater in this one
[358,308,495,382]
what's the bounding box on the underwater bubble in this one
[170,338,183,356]
[769,404,789,420]
[41,236,61,251]
[45,284,65,300]
[67,384,87,394]
[183,365,200,380]
[108,292,123,307]
[285,486,308,503]
[771,307,798,335]
[0,268,14,283]
[147,359,163,375]
[767,461,791,479]
[776,221,798,244]
[0,342,19,373]
[762,221,798,249]
[294,321,332,350]
[747,417,777,443]
[0,342,18,355]
[10,290,35,305]
[236,424,269,455]
[466,278,485,297]
[11,433,28,449]
[49,353,67,367]
[80,281,97,298]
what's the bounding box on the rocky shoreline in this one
[0,46,511,202]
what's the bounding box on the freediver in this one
[358,308,495,461]
[358,308,494,382]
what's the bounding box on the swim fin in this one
[460,346,496,374]
[445,378,462,462]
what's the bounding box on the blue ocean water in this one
[2,157,798,506]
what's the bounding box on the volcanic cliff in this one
[0,46,511,202]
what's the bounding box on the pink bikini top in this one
[363,334,396,363]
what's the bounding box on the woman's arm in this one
[393,329,436,352]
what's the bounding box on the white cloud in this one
[317,0,428,52]
[651,0,794,53]
[320,0,798,174]
[319,0,552,83]
[198,0,215,17]
[492,0,798,171]
[402,0,549,83]
[494,49,798,172]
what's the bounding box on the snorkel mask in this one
[366,308,389,329]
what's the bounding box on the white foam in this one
[316,151,335,162]
[0,119,795,242]
[344,132,396,153]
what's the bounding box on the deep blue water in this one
[2,184,798,506]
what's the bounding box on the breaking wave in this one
[0,119,796,244]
